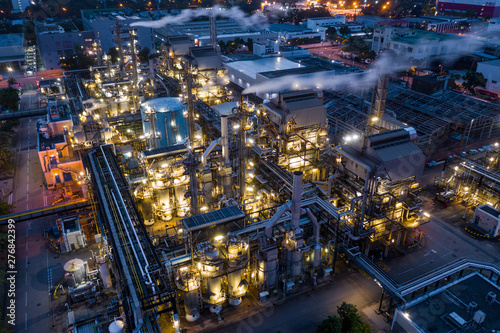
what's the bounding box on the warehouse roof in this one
[404,273,500,333]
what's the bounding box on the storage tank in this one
[140,97,189,147]
[225,235,248,306]
[108,319,125,333]
[198,242,225,312]
[286,248,303,278]
[97,256,112,288]
[175,267,201,322]
[64,259,86,287]
[259,247,278,290]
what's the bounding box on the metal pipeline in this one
[264,201,292,238]
[221,115,229,163]
[327,174,341,197]
[201,137,222,165]
[292,171,303,230]
[305,208,320,245]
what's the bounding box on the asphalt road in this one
[203,271,388,333]
[14,216,52,332]
[9,90,60,213]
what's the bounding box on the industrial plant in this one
[3,6,500,333]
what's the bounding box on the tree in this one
[137,47,151,63]
[316,315,342,333]
[316,302,371,333]
[0,200,14,215]
[326,26,337,40]
[7,77,17,85]
[0,87,20,111]
[339,26,351,36]
[0,147,13,173]
[462,71,486,94]
[59,45,95,70]
[108,47,119,63]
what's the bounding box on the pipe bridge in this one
[87,145,176,332]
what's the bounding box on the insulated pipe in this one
[305,208,320,246]
[292,171,303,229]
[327,174,341,197]
[264,201,292,238]
[221,115,229,163]
[201,137,222,165]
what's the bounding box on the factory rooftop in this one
[402,273,500,332]
[225,57,303,79]
[390,29,464,44]
[0,33,25,62]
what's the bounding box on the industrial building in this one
[437,0,500,18]
[392,272,500,332]
[371,27,478,65]
[0,33,25,69]
[11,7,500,333]
[81,8,155,55]
[35,22,95,70]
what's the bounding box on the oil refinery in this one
[3,9,500,333]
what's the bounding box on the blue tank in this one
[140,97,189,148]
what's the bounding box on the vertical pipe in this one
[239,97,246,203]
[221,115,229,163]
[292,171,302,229]
[186,69,195,143]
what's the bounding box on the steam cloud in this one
[242,53,409,95]
[130,5,266,29]
[243,34,483,95]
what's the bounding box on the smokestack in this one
[209,12,217,47]
[221,115,229,163]
[291,171,302,229]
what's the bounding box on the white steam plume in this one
[130,5,266,29]
[242,53,409,95]
[243,33,484,95]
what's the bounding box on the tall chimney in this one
[291,171,303,229]
[221,115,229,163]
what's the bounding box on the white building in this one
[253,39,280,56]
[372,27,479,64]
[471,204,500,236]
[224,56,353,99]
[477,59,500,92]
[306,15,346,30]
[487,17,500,31]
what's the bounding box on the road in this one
[203,270,388,333]
[384,213,500,284]
[14,216,52,333]
[9,90,59,214]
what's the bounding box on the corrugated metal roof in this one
[75,322,98,333]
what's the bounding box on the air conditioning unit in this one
[486,291,497,303]
[467,301,477,313]
[473,310,486,325]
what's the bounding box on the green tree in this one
[316,315,342,333]
[0,200,14,215]
[316,302,371,333]
[462,71,486,94]
[137,47,151,63]
[59,45,95,70]
[108,47,119,63]
[0,147,13,173]
[0,87,20,111]
[326,26,338,40]
[339,26,351,36]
